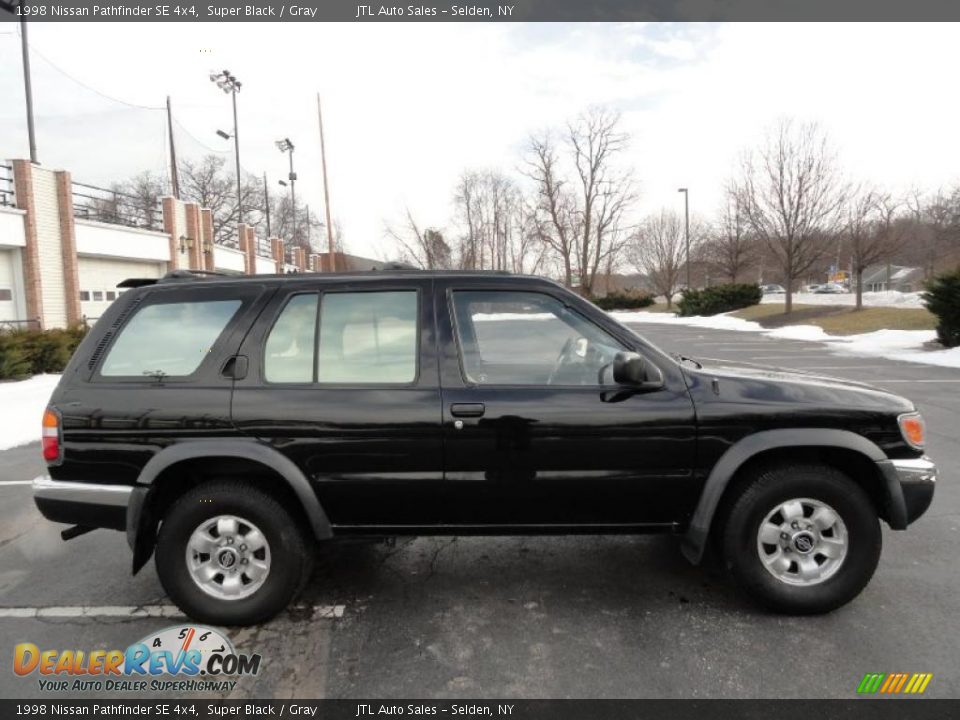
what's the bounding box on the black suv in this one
[33,271,936,625]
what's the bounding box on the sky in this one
[1,22,958,260]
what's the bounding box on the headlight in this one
[898,412,926,450]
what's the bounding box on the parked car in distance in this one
[33,270,936,625]
[803,284,823,293]
[815,283,846,294]
[761,284,786,294]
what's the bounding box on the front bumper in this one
[877,457,937,528]
[32,476,133,531]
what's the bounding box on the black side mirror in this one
[613,351,647,386]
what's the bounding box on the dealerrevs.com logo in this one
[13,625,261,693]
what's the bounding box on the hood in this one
[681,356,915,413]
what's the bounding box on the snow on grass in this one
[0,374,60,451]
[609,310,766,333]
[761,291,926,308]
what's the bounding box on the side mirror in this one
[613,351,647,386]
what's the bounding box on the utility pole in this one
[678,187,690,289]
[20,12,38,163]
[166,97,180,199]
[317,94,336,271]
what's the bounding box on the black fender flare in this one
[126,440,333,573]
[681,428,906,565]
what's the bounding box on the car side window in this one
[451,290,625,386]
[264,294,319,383]
[100,299,241,378]
[316,291,418,384]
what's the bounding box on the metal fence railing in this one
[72,181,164,231]
[0,164,15,208]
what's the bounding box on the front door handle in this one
[450,403,485,418]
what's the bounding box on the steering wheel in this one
[546,337,576,385]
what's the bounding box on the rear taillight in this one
[41,408,61,463]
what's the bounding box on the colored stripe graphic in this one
[857,672,932,694]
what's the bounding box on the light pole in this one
[276,139,296,246]
[678,187,690,290]
[210,70,243,224]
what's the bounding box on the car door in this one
[436,278,698,528]
[231,277,445,528]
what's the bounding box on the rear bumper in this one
[32,476,133,531]
[877,457,937,528]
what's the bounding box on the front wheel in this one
[156,481,312,626]
[723,463,882,614]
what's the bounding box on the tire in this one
[722,463,882,615]
[155,480,312,626]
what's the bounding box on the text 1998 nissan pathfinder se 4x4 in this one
[32,270,936,625]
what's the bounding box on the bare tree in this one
[843,188,903,310]
[733,119,848,312]
[179,155,265,246]
[628,210,688,308]
[566,107,635,296]
[119,171,166,230]
[454,169,545,274]
[524,108,635,294]
[909,187,960,279]
[524,131,578,286]
[703,193,757,283]
[385,209,452,269]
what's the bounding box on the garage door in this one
[78,257,166,323]
[0,249,17,322]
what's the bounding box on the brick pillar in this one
[237,224,250,274]
[245,227,257,275]
[271,238,284,274]
[53,171,81,325]
[201,208,215,271]
[162,197,181,271]
[309,254,319,273]
[184,203,202,270]
[11,160,43,328]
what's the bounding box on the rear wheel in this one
[156,481,312,626]
[723,463,882,614]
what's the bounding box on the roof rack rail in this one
[160,269,232,282]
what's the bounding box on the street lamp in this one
[276,138,296,245]
[209,69,243,224]
[678,187,690,290]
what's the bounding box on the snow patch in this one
[608,311,765,333]
[761,291,926,308]
[0,374,60,451]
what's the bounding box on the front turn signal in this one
[898,412,926,451]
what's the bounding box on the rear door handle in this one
[450,403,485,418]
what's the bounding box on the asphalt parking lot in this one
[0,320,957,699]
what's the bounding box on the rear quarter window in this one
[99,299,242,378]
